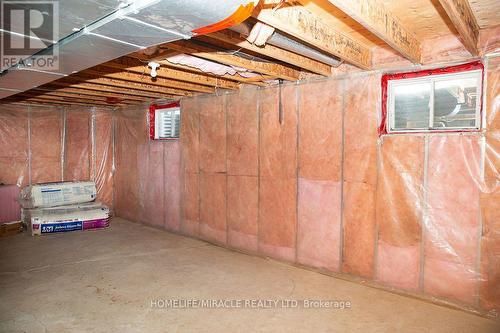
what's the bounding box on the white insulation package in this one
[19,181,97,208]
[26,203,110,236]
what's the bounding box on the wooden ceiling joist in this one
[436,0,480,56]
[167,40,301,81]
[323,0,421,63]
[207,30,333,76]
[18,92,126,106]
[49,80,179,100]
[38,86,152,102]
[63,75,193,97]
[31,89,133,104]
[7,97,117,107]
[157,60,269,87]
[254,4,372,69]
[103,57,241,90]
[82,67,215,94]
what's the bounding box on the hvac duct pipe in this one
[230,22,342,67]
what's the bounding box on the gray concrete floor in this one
[1,218,498,333]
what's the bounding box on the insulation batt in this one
[20,181,97,208]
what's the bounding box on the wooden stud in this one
[436,0,480,56]
[324,0,421,63]
[254,4,372,69]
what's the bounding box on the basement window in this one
[380,62,483,134]
[149,102,181,140]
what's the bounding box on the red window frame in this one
[149,101,180,140]
[379,61,484,135]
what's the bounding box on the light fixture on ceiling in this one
[148,61,160,78]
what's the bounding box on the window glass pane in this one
[433,76,478,129]
[392,82,431,130]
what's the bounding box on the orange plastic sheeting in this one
[258,85,297,262]
[0,105,29,187]
[342,74,379,278]
[30,107,63,183]
[93,111,113,207]
[64,110,91,181]
[297,80,342,271]
[376,135,424,290]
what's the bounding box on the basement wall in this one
[113,57,499,316]
[0,105,114,208]
[113,106,181,230]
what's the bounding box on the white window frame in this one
[154,106,180,139]
[387,70,482,133]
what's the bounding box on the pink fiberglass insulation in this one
[258,85,297,262]
[142,140,166,228]
[180,97,200,237]
[227,88,258,177]
[199,172,227,245]
[110,61,499,314]
[93,111,114,208]
[226,87,259,252]
[297,80,342,271]
[297,178,341,271]
[342,75,379,278]
[181,172,200,237]
[114,108,145,222]
[164,141,181,232]
[0,185,21,223]
[227,175,258,252]
[64,110,91,181]
[180,98,199,174]
[198,92,227,245]
[424,135,481,304]
[30,107,63,183]
[480,56,500,312]
[0,105,29,187]
[199,95,226,174]
[376,135,424,290]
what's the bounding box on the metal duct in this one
[0,0,258,99]
[230,22,342,68]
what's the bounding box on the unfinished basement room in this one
[0,0,499,332]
